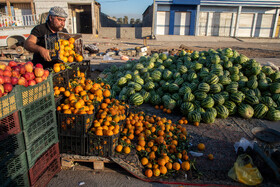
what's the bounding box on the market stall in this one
[1,33,280,187]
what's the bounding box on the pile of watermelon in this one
[103,48,280,123]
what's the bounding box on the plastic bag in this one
[228,154,263,185]
[234,137,254,153]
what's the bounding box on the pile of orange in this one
[116,111,193,177]
[52,62,69,73]
[58,37,83,63]
[56,71,110,115]
[89,98,128,136]
[154,105,172,114]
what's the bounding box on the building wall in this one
[142,5,153,27]
[98,27,152,39]
[154,0,280,37]
[200,0,280,7]
[199,6,278,37]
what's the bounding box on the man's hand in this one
[39,47,51,61]
[24,34,52,61]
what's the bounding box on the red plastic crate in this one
[28,143,59,186]
[31,156,61,187]
[0,111,21,141]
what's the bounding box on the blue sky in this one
[97,0,153,20]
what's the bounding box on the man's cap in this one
[48,6,68,18]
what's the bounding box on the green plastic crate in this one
[3,171,29,187]
[0,88,18,119]
[16,75,53,109]
[20,94,55,127]
[0,132,25,166]
[26,125,58,168]
[23,109,56,147]
[0,151,28,185]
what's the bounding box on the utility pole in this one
[151,0,156,39]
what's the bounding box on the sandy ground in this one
[45,35,280,187]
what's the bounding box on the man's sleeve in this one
[30,26,41,37]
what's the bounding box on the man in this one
[24,6,68,68]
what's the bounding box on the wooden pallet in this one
[61,154,112,170]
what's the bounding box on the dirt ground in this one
[46,36,280,187]
[82,36,280,59]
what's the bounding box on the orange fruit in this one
[197,143,205,151]
[62,40,69,46]
[68,56,74,63]
[153,168,160,177]
[141,157,149,166]
[123,146,130,154]
[136,145,142,152]
[68,37,75,44]
[53,66,61,73]
[166,162,172,170]
[158,158,166,166]
[208,154,214,160]
[181,161,190,171]
[145,169,153,178]
[159,166,167,175]
[75,55,83,62]
[115,145,123,153]
[172,162,181,171]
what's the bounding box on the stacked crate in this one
[56,60,92,156]
[17,75,61,186]
[0,90,29,186]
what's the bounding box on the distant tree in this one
[130,18,135,24]
[113,16,116,19]
[123,16,128,24]
[117,18,123,24]
[135,19,141,24]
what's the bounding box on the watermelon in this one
[117,77,127,87]
[168,83,180,93]
[266,108,280,121]
[180,102,195,115]
[188,111,201,123]
[194,91,208,101]
[244,95,259,105]
[174,78,184,86]
[151,70,162,82]
[179,86,192,96]
[141,90,151,103]
[134,76,144,85]
[270,83,280,94]
[198,83,210,93]
[164,98,176,110]
[206,74,219,85]
[230,92,245,104]
[178,65,188,74]
[144,81,155,91]
[246,79,258,89]
[210,84,222,93]
[226,82,238,93]
[253,104,269,119]
[238,103,254,119]
[183,92,195,102]
[201,97,215,109]
[150,94,161,105]
[159,53,168,61]
[162,70,173,81]
[211,54,220,64]
[213,94,225,105]
[129,93,143,106]
[202,111,216,124]
[224,101,237,115]
[215,105,229,119]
